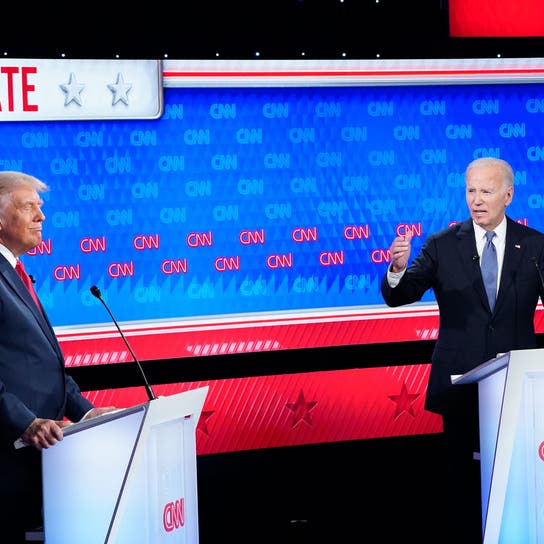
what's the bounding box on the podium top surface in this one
[61,386,209,439]
[62,403,148,438]
[452,352,510,385]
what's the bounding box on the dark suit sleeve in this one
[64,375,94,422]
[0,258,95,444]
[381,233,438,307]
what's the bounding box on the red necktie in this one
[15,260,43,313]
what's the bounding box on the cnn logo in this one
[163,498,185,532]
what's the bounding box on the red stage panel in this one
[58,306,440,365]
[58,305,544,366]
[83,366,443,455]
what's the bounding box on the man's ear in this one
[505,187,514,206]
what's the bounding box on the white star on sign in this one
[60,73,85,106]
[108,73,132,106]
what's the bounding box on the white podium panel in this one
[42,387,208,544]
[454,349,544,544]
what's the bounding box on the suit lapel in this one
[496,218,525,307]
[0,256,61,356]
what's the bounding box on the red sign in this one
[450,0,544,37]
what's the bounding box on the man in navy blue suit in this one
[0,171,117,543]
[381,157,544,543]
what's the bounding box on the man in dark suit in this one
[0,171,116,543]
[381,157,544,543]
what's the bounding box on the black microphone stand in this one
[90,286,156,401]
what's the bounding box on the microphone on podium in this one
[533,257,544,291]
[90,285,156,401]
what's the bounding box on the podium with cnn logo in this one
[41,386,208,544]
[454,348,544,544]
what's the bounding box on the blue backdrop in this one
[2,82,543,326]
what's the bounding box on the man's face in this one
[465,164,513,231]
[0,185,45,257]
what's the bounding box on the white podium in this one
[41,386,208,544]
[454,349,544,544]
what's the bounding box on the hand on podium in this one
[19,417,73,450]
[82,406,119,420]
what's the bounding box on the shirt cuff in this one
[387,267,405,287]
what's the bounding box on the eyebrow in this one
[18,199,44,207]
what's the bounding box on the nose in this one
[471,191,483,204]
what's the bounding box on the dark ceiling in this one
[3,0,544,60]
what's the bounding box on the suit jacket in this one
[0,253,95,535]
[381,216,544,414]
[0,254,93,447]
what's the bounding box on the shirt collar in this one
[0,244,17,268]
[473,217,507,241]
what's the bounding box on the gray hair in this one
[0,171,48,212]
[465,157,514,192]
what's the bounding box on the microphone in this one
[90,285,156,401]
[533,258,544,291]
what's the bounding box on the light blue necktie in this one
[481,231,497,311]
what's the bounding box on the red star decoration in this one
[388,382,420,419]
[285,389,317,428]
[197,410,215,436]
